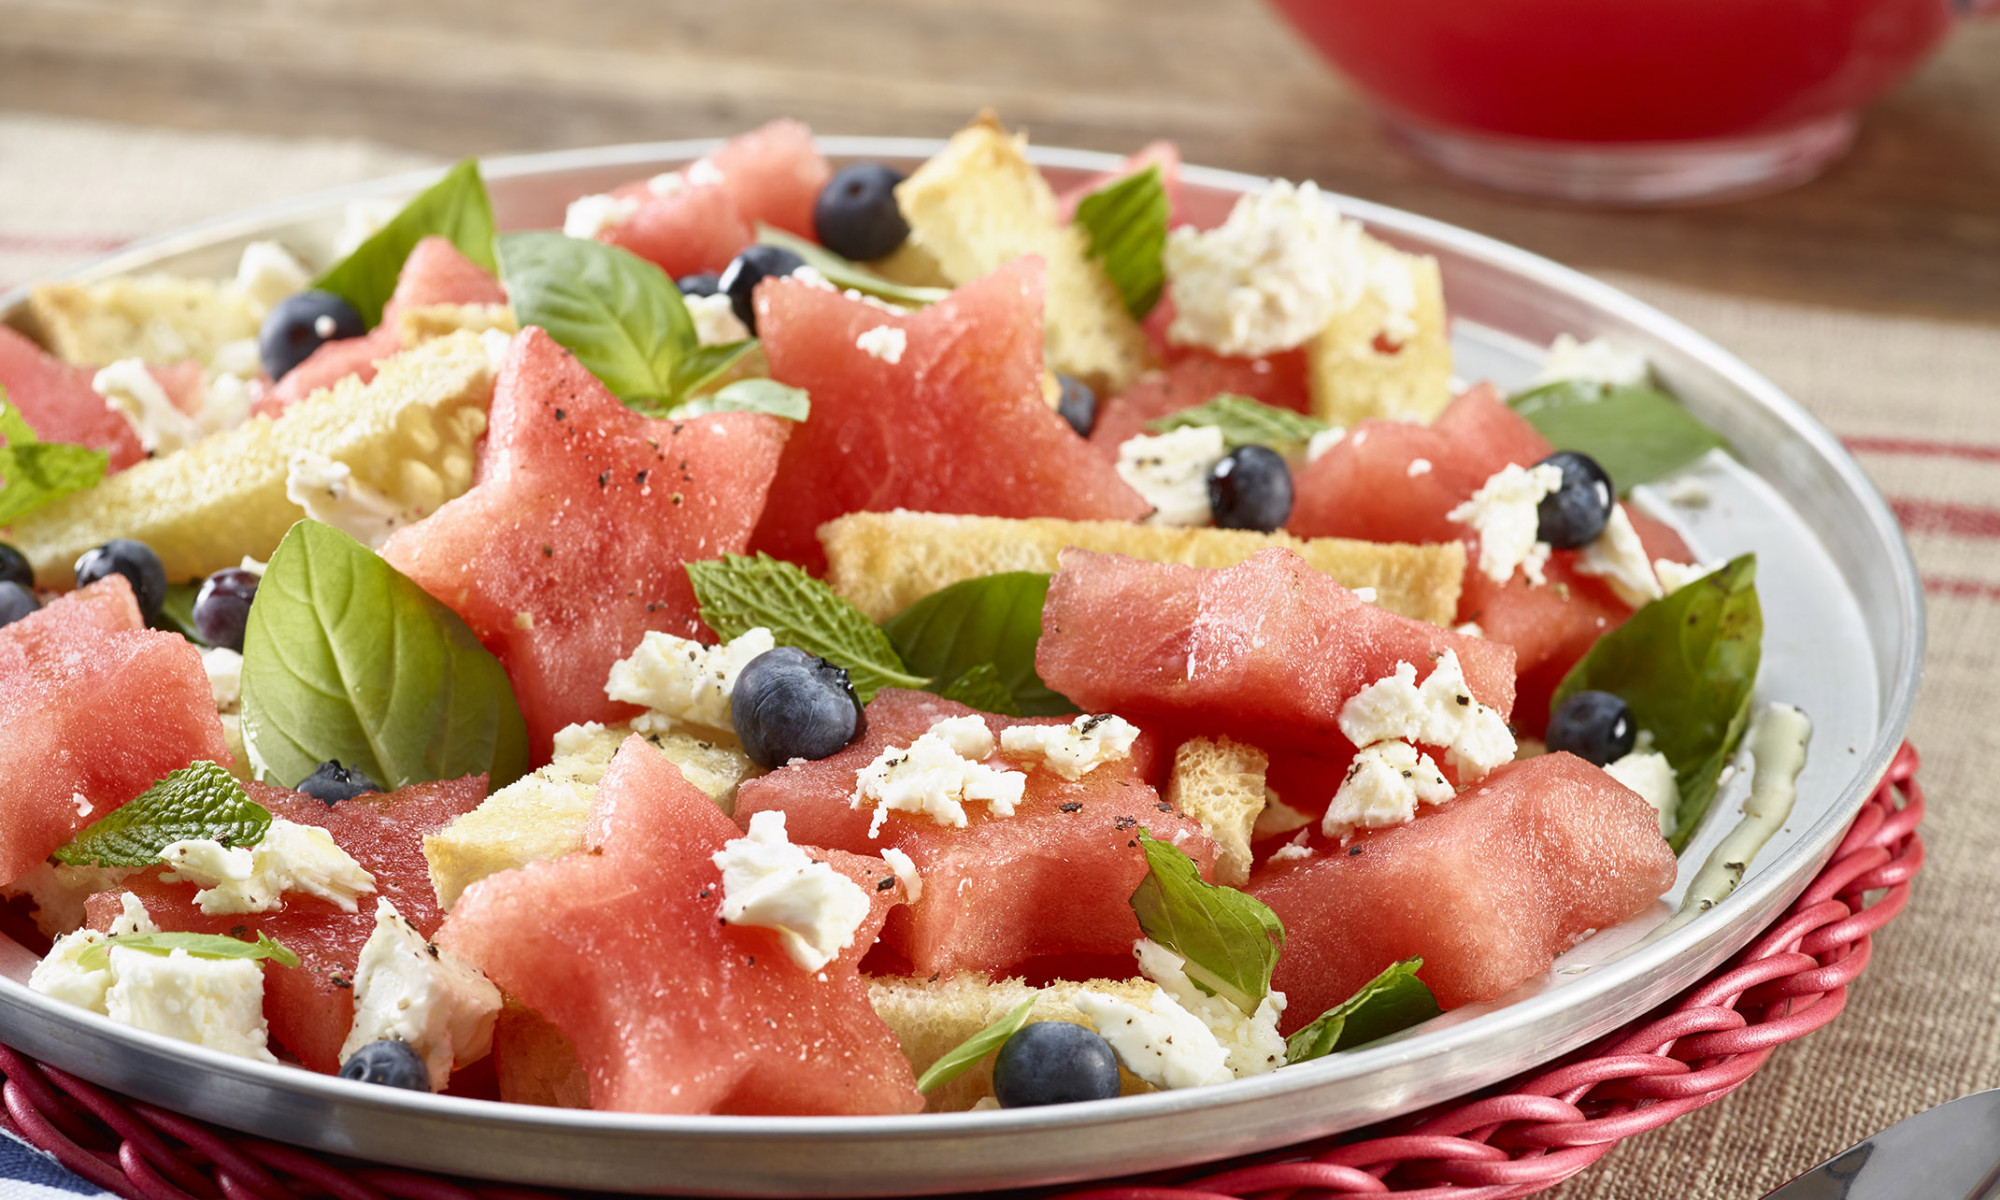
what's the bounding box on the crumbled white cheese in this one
[1073,986,1232,1090]
[160,818,376,915]
[1337,649,1516,779]
[1251,790,1313,839]
[1529,334,1650,389]
[684,293,751,347]
[1363,238,1421,345]
[686,159,727,187]
[880,847,923,905]
[107,892,156,937]
[284,450,411,549]
[1655,558,1719,596]
[1352,587,1377,604]
[27,894,157,1013]
[332,197,404,259]
[201,647,242,714]
[210,337,265,381]
[2,864,137,939]
[478,327,514,372]
[1116,426,1226,527]
[1576,505,1663,608]
[646,170,686,197]
[1133,939,1287,1078]
[1665,477,1712,508]
[1448,463,1564,586]
[104,946,277,1062]
[1305,426,1347,463]
[998,714,1141,781]
[94,358,202,456]
[1267,836,1313,864]
[1407,458,1433,477]
[855,324,908,364]
[233,240,311,312]
[712,811,872,972]
[1321,740,1454,840]
[339,898,502,1091]
[562,191,641,240]
[852,716,1027,836]
[1455,621,1486,639]
[605,627,775,734]
[790,264,836,291]
[1606,748,1680,836]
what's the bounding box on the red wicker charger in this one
[0,744,1926,1200]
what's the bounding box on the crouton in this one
[1167,737,1270,886]
[28,277,261,368]
[1306,239,1453,426]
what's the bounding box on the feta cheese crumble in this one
[1665,477,1712,508]
[683,293,750,347]
[1116,426,1226,527]
[1529,334,1650,390]
[1575,505,1663,607]
[1448,463,1564,586]
[998,714,1140,780]
[712,811,872,972]
[160,818,376,915]
[562,191,641,240]
[1407,458,1433,477]
[201,646,243,714]
[880,847,923,904]
[1606,747,1680,836]
[285,450,412,549]
[94,358,202,455]
[1072,985,1232,1090]
[339,899,502,1091]
[855,324,908,364]
[233,240,311,312]
[1321,740,1454,840]
[851,716,1027,836]
[1133,939,1286,1078]
[1337,650,1517,779]
[1654,558,1720,596]
[605,627,776,734]
[1305,426,1347,463]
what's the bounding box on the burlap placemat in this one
[3,112,1994,1200]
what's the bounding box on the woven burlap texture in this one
[3,113,1996,1200]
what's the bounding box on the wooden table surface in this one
[1,0,1996,327]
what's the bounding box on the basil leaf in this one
[53,761,270,868]
[687,553,929,702]
[1147,394,1329,453]
[496,231,698,409]
[76,930,300,974]
[934,663,1022,717]
[239,520,530,791]
[1554,553,1761,851]
[314,158,497,328]
[755,225,949,308]
[0,390,108,525]
[1509,380,1727,494]
[1284,958,1439,1064]
[669,340,761,402]
[1129,831,1284,1016]
[881,572,1076,717]
[666,378,809,423]
[915,994,1038,1094]
[1073,164,1168,320]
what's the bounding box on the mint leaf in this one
[1284,958,1439,1064]
[667,378,810,423]
[934,663,1021,717]
[239,520,529,791]
[881,572,1076,718]
[1073,164,1168,320]
[1555,554,1761,851]
[53,761,270,868]
[0,390,109,526]
[76,930,300,974]
[1509,380,1727,493]
[687,553,929,702]
[1147,394,1329,452]
[314,158,496,328]
[915,994,1038,1094]
[1129,832,1284,1016]
[496,231,700,410]
[755,225,949,308]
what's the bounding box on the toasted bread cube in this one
[1306,239,1452,426]
[895,115,1152,393]
[28,277,262,368]
[492,1000,592,1109]
[819,510,1465,626]
[1168,737,1270,886]
[396,302,518,348]
[867,973,1157,1112]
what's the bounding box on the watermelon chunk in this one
[1089,350,1311,461]
[85,776,486,1073]
[381,327,790,757]
[603,182,756,280]
[0,327,145,472]
[734,689,1209,979]
[440,736,922,1115]
[700,119,831,240]
[0,577,229,886]
[1250,752,1677,1017]
[749,258,1150,573]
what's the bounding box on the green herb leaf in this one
[668,340,761,401]
[1284,958,1440,1064]
[157,579,206,642]
[1554,554,1761,851]
[53,761,270,868]
[881,572,1076,717]
[755,225,950,308]
[76,930,300,974]
[687,553,929,702]
[934,663,1022,716]
[1147,394,1330,453]
[314,158,497,328]
[1508,381,1727,494]
[915,994,1039,1094]
[1129,831,1284,1016]
[666,378,810,423]
[0,390,109,526]
[1073,164,1169,320]
[239,520,530,791]
[496,231,700,409]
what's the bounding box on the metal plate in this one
[0,138,1924,1197]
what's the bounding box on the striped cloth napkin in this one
[3,110,1998,1200]
[0,1129,113,1200]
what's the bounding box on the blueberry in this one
[299,760,381,806]
[259,290,365,382]
[0,581,38,630]
[991,1021,1121,1108]
[193,568,260,652]
[339,1039,430,1091]
[730,647,864,769]
[1534,451,1615,550]
[1547,690,1637,767]
[814,163,910,262]
[718,245,807,335]
[676,271,722,297]
[1207,445,1294,532]
[1055,374,1097,437]
[74,539,167,623]
[0,542,30,591]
